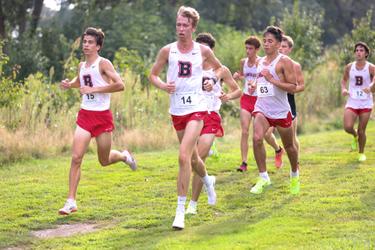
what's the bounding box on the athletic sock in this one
[202,175,211,186]
[275,146,282,153]
[259,171,270,181]
[177,196,186,213]
[291,169,299,178]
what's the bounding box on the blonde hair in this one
[177,6,200,28]
[282,35,294,48]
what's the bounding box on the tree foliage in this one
[279,0,323,70]
[340,10,375,66]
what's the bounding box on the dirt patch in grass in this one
[31,223,100,239]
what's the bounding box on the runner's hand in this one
[80,86,94,94]
[247,80,256,95]
[203,79,214,92]
[219,91,230,102]
[60,79,71,90]
[342,88,349,96]
[163,82,176,94]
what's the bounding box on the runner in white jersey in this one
[250,26,300,195]
[265,35,305,167]
[149,7,223,230]
[186,33,241,215]
[233,36,284,172]
[58,27,137,216]
[341,42,375,162]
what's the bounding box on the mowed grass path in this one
[1,124,375,249]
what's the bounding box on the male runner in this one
[250,26,299,195]
[58,27,137,215]
[149,6,222,229]
[341,42,374,162]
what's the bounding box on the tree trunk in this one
[0,0,6,39]
[30,0,44,36]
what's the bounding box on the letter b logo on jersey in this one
[355,76,363,86]
[178,61,192,78]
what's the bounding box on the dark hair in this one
[81,27,105,50]
[263,26,284,42]
[245,36,261,49]
[354,42,370,58]
[196,32,216,49]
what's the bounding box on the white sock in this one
[189,200,197,208]
[177,196,186,213]
[202,175,210,186]
[291,170,299,178]
[67,198,76,204]
[259,171,270,181]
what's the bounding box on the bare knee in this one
[71,154,84,168]
[344,125,353,134]
[253,133,264,147]
[179,153,191,167]
[357,128,366,137]
[284,143,297,155]
[241,128,249,137]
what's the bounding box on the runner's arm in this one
[341,64,350,96]
[233,59,245,81]
[294,63,305,93]
[149,46,175,94]
[218,66,241,102]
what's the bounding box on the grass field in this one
[1,124,375,249]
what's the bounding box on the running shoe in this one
[58,200,77,215]
[358,153,366,162]
[172,210,185,230]
[275,147,284,169]
[250,178,271,194]
[237,162,248,172]
[185,204,197,215]
[290,176,300,195]
[123,150,137,171]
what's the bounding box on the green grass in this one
[1,124,375,249]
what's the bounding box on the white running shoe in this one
[172,210,185,230]
[58,200,77,215]
[205,176,217,205]
[123,150,137,171]
[185,204,197,215]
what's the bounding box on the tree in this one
[340,10,375,66]
[279,0,324,70]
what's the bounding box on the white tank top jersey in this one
[346,61,373,109]
[254,53,291,119]
[203,69,222,112]
[79,56,111,111]
[243,57,260,96]
[167,42,208,115]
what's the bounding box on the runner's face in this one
[82,35,100,55]
[176,15,195,40]
[245,44,258,58]
[355,46,367,61]
[279,41,292,55]
[263,33,280,55]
